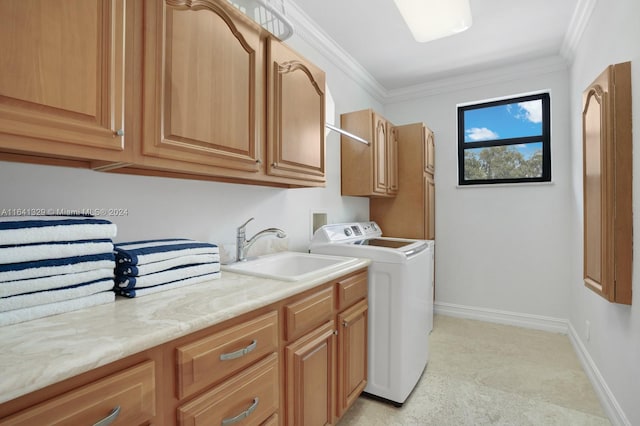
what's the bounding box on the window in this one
[457,92,551,185]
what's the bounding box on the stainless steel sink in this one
[222,251,360,281]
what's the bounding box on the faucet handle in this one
[237,217,254,232]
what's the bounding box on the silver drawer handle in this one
[93,406,121,426]
[219,339,257,361]
[221,397,259,425]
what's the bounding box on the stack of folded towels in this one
[0,216,117,326]
[113,239,220,298]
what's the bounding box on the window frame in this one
[457,92,551,186]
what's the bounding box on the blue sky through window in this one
[463,100,543,159]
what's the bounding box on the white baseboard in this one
[434,301,569,334]
[433,301,630,425]
[567,322,631,426]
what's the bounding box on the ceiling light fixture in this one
[393,0,473,43]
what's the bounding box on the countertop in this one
[0,258,370,405]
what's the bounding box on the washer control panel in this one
[312,221,382,244]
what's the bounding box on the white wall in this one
[0,33,378,254]
[568,0,640,424]
[384,64,573,321]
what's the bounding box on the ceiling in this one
[288,0,581,91]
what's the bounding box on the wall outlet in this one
[585,320,591,341]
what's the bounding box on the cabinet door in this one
[386,123,399,195]
[267,38,326,184]
[285,320,336,426]
[372,113,388,195]
[425,128,435,174]
[337,300,368,418]
[0,0,126,159]
[141,0,261,172]
[425,174,435,240]
[582,62,632,304]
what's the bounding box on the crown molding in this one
[285,1,388,102]
[385,55,569,104]
[285,1,584,105]
[560,0,598,62]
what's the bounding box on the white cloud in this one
[466,127,498,141]
[517,100,542,123]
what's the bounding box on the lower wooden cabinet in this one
[285,320,336,426]
[0,361,156,426]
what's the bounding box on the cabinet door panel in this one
[0,0,125,156]
[372,114,388,195]
[142,0,260,171]
[267,38,325,183]
[387,124,399,195]
[425,174,435,240]
[425,129,435,174]
[337,300,368,417]
[285,321,335,426]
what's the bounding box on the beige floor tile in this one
[338,315,609,426]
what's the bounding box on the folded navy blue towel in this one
[0,253,116,282]
[115,271,220,298]
[115,253,220,277]
[115,262,220,289]
[0,239,114,264]
[114,239,219,266]
[0,216,117,246]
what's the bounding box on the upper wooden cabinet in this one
[0,0,128,162]
[341,109,398,197]
[582,61,632,305]
[267,38,326,184]
[370,123,435,240]
[0,0,326,188]
[140,0,262,173]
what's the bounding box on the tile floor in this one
[338,315,609,426]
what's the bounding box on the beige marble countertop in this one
[0,258,370,405]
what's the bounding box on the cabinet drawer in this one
[285,286,334,341]
[0,361,155,426]
[177,353,279,426]
[177,310,278,400]
[337,271,368,311]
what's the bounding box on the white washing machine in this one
[310,221,434,406]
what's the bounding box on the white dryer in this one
[310,221,434,406]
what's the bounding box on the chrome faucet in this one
[236,217,287,262]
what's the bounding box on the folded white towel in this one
[114,239,219,266]
[0,240,113,264]
[0,268,114,298]
[0,279,114,312]
[0,216,117,246]
[115,263,220,289]
[116,271,220,298]
[0,253,115,283]
[115,253,220,276]
[0,291,115,327]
